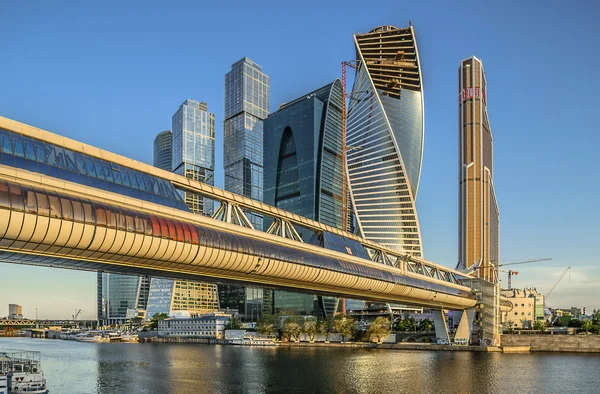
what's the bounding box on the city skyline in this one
[0,1,598,318]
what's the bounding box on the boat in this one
[60,329,82,340]
[0,350,49,394]
[121,333,139,343]
[76,332,108,343]
[104,332,122,342]
[230,335,279,346]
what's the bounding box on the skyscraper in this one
[145,278,220,318]
[346,24,424,257]
[144,122,220,320]
[458,56,499,281]
[153,130,172,171]
[220,58,270,320]
[224,57,269,226]
[172,99,215,216]
[97,273,149,325]
[263,80,349,318]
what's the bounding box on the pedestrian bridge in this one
[0,116,485,311]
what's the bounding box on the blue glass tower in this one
[224,57,269,227]
[172,100,215,216]
[153,130,172,171]
[220,58,270,320]
[263,80,348,318]
[346,24,424,257]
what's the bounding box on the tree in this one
[318,319,332,342]
[332,315,354,342]
[302,317,317,342]
[568,319,582,328]
[592,309,600,323]
[256,314,279,336]
[366,317,391,343]
[394,315,417,332]
[581,318,593,333]
[419,318,434,332]
[225,316,242,330]
[533,319,546,332]
[149,312,168,330]
[283,317,302,341]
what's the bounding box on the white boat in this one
[121,333,139,343]
[0,350,49,394]
[76,332,108,343]
[60,329,82,340]
[230,335,279,346]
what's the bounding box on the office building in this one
[153,130,172,171]
[8,304,23,319]
[224,57,269,220]
[145,278,219,318]
[346,24,424,256]
[146,123,220,320]
[221,58,270,319]
[263,80,350,318]
[501,288,545,329]
[172,99,215,216]
[458,56,500,281]
[97,273,149,325]
[158,312,231,339]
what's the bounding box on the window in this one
[116,209,127,231]
[126,214,135,232]
[105,206,116,229]
[35,192,50,216]
[0,182,10,209]
[71,199,85,222]
[60,197,73,220]
[47,194,62,218]
[82,202,94,224]
[7,184,24,211]
[149,215,161,236]
[95,205,107,227]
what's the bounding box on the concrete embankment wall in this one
[502,334,600,353]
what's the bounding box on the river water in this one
[1,337,599,393]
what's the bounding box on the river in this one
[1,337,599,393]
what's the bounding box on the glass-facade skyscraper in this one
[97,273,149,325]
[172,99,215,216]
[224,57,269,226]
[145,121,220,319]
[263,80,349,318]
[346,24,424,257]
[220,58,270,321]
[458,56,499,282]
[153,130,172,171]
[145,278,220,318]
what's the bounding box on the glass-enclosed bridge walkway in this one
[0,116,477,310]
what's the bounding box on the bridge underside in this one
[0,165,478,310]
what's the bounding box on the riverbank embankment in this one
[502,334,600,353]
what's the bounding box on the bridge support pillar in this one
[432,309,450,343]
[454,308,475,345]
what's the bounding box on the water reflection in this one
[1,338,599,394]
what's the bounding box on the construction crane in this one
[72,309,81,321]
[498,258,552,290]
[499,269,520,290]
[546,267,571,299]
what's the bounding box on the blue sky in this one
[0,0,598,319]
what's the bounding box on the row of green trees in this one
[392,315,434,332]
[256,315,356,342]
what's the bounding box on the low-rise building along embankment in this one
[502,334,600,353]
